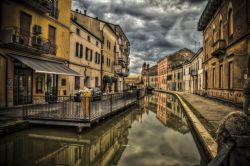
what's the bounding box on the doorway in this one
[13,64,33,105]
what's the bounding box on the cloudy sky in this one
[72,0,207,73]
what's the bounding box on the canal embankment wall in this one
[155,89,217,161]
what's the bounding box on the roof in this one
[189,47,203,62]
[71,19,102,41]
[71,10,129,44]
[197,0,222,31]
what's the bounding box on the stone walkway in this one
[177,92,241,129]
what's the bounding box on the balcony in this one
[211,39,226,58]
[12,0,51,13]
[0,28,57,55]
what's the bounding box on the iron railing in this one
[23,90,139,123]
[1,27,57,55]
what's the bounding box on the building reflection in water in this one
[145,92,189,134]
[0,108,144,166]
[0,93,202,166]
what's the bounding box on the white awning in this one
[11,55,82,76]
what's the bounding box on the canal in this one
[0,92,205,166]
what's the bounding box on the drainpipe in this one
[247,0,250,77]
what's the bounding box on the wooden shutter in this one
[80,44,83,58]
[90,50,93,61]
[49,25,56,44]
[85,48,88,60]
[20,12,32,45]
[75,42,79,56]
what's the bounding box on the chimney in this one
[84,10,87,15]
[96,17,98,20]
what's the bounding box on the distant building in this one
[166,48,194,91]
[190,48,203,94]
[69,18,102,93]
[182,60,191,93]
[157,57,168,90]
[124,74,142,89]
[198,0,250,104]
[149,65,158,89]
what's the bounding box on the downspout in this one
[247,0,250,77]
[100,24,107,92]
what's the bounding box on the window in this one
[80,44,83,58]
[76,28,80,35]
[75,43,83,58]
[75,42,79,56]
[96,41,99,47]
[95,52,100,64]
[63,90,66,96]
[75,76,80,90]
[20,12,32,45]
[212,67,216,88]
[107,40,111,49]
[88,35,91,42]
[61,79,66,86]
[212,26,216,43]
[101,55,104,64]
[228,62,233,89]
[95,77,99,87]
[85,47,92,61]
[36,77,43,93]
[50,0,58,19]
[228,8,234,36]
[219,65,223,88]
[48,25,56,54]
[219,20,223,39]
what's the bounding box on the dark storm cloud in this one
[72,0,206,73]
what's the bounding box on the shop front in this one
[7,54,81,107]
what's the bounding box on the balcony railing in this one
[12,0,51,13]
[23,90,139,123]
[0,28,57,55]
[211,39,226,58]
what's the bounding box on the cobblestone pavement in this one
[177,92,241,129]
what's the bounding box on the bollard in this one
[208,111,250,166]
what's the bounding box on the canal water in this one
[0,92,204,166]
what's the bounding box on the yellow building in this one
[0,0,80,108]
[71,10,130,93]
[69,18,102,94]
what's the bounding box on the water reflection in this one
[0,92,203,166]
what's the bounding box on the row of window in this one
[211,61,233,89]
[75,43,101,64]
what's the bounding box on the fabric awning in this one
[103,75,112,84]
[11,55,82,76]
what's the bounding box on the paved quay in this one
[176,92,241,129]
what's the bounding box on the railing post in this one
[89,96,91,122]
[110,94,113,116]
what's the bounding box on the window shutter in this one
[80,44,83,58]
[85,48,88,60]
[90,50,93,61]
[75,42,79,56]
